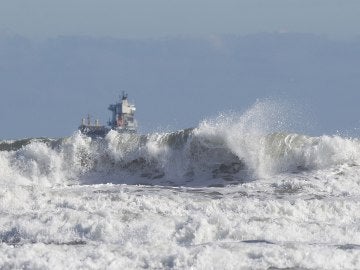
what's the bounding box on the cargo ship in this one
[79,92,137,137]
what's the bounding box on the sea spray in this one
[2,101,360,269]
[1,100,360,187]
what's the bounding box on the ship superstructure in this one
[108,92,137,133]
[79,92,137,137]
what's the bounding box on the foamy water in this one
[1,101,360,269]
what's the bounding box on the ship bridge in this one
[108,92,137,132]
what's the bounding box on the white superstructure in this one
[108,92,137,133]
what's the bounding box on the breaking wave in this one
[1,100,360,187]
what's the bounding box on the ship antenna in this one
[122,91,127,100]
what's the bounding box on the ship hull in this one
[79,125,110,138]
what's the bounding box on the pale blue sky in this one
[1,0,360,39]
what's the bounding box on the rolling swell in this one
[1,124,360,187]
[0,138,63,152]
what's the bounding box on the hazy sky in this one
[1,1,360,139]
[1,0,360,39]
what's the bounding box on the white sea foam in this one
[1,101,360,269]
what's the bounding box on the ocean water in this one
[1,101,360,269]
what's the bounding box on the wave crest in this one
[1,101,360,187]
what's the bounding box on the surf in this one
[1,100,360,188]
